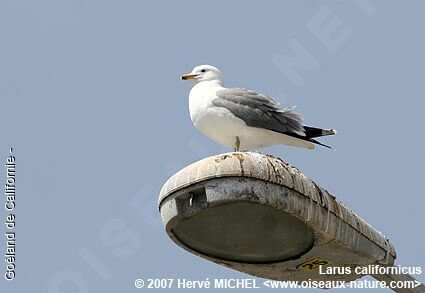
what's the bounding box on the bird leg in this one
[234,136,240,152]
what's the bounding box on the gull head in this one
[181,65,223,84]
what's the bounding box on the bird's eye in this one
[201,69,206,73]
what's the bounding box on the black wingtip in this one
[323,129,337,136]
[304,126,337,138]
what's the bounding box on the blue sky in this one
[1,1,424,292]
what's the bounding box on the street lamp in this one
[158,152,423,291]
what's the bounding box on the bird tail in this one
[309,138,335,150]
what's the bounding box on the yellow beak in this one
[181,73,199,80]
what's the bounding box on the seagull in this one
[181,65,336,151]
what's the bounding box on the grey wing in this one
[213,88,306,136]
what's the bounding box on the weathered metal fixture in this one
[158,152,423,292]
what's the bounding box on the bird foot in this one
[233,136,241,152]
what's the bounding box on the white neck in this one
[195,79,224,87]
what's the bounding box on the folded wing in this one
[213,88,306,136]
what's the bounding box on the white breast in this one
[188,81,246,147]
[188,81,223,125]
